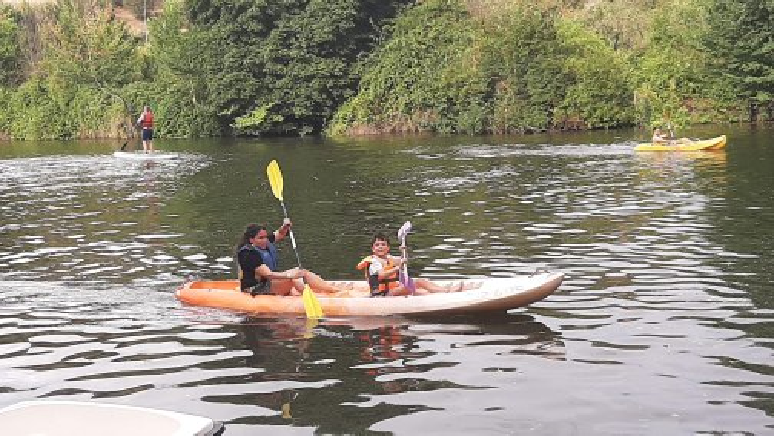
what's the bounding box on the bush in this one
[0,6,21,86]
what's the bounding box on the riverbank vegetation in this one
[0,0,771,139]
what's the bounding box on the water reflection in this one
[196,314,565,433]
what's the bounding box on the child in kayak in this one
[357,233,466,296]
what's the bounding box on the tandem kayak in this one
[176,272,564,317]
[634,135,726,151]
[0,401,223,436]
[114,151,179,160]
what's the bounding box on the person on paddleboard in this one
[136,106,155,153]
[236,222,339,296]
[357,233,464,297]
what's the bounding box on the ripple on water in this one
[0,138,772,434]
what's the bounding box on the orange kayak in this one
[176,272,564,317]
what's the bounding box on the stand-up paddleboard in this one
[0,400,223,435]
[114,151,179,160]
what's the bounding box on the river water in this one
[0,126,772,435]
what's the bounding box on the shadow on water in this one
[206,313,563,433]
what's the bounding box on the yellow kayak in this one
[635,135,727,151]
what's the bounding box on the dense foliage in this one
[0,0,771,139]
[330,1,487,134]
[631,0,716,128]
[2,0,139,139]
[0,6,21,86]
[705,0,774,116]
[330,2,635,134]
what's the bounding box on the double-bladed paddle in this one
[266,160,323,318]
[397,221,417,294]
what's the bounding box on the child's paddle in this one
[397,221,417,294]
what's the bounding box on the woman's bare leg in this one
[387,285,430,296]
[270,279,300,296]
[301,271,340,294]
[413,278,465,293]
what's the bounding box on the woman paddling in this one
[236,223,340,296]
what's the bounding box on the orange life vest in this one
[356,255,399,293]
[141,111,154,128]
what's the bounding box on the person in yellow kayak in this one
[653,126,689,146]
[236,222,339,296]
[652,127,667,144]
[357,233,465,296]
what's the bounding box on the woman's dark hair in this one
[372,232,389,245]
[236,223,268,254]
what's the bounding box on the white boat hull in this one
[0,401,222,436]
[114,151,179,160]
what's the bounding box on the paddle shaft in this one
[399,235,416,294]
[279,200,303,269]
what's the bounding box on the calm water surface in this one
[1,126,772,435]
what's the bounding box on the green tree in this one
[0,6,21,86]
[329,0,487,134]
[332,2,602,135]
[633,0,713,128]
[40,0,139,88]
[184,0,278,132]
[480,8,571,132]
[184,0,409,136]
[145,0,222,137]
[705,0,774,117]
[576,0,658,52]
[3,0,138,139]
[556,21,635,129]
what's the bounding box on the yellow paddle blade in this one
[302,285,323,318]
[303,317,319,339]
[312,292,323,318]
[266,160,284,201]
